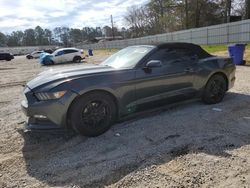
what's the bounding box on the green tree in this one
[70,28,82,44]
[247,0,250,18]
[23,29,36,46]
[7,31,24,46]
[44,29,52,45]
[35,26,44,45]
[53,27,70,46]
[0,32,7,47]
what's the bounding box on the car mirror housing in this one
[145,60,162,68]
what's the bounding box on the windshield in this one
[52,49,60,55]
[101,46,154,69]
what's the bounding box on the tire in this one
[68,92,117,137]
[49,60,55,65]
[73,56,81,63]
[44,60,54,66]
[202,74,227,104]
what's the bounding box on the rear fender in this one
[195,57,234,92]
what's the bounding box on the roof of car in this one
[58,48,79,51]
[130,43,211,58]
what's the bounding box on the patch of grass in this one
[202,45,228,53]
[202,43,250,53]
[90,48,119,56]
[202,44,250,65]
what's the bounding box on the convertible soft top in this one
[157,42,212,59]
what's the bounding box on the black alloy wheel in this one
[73,56,81,63]
[69,92,116,137]
[202,74,227,104]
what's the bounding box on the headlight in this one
[35,91,66,101]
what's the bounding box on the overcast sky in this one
[0,0,149,33]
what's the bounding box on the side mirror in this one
[145,60,162,68]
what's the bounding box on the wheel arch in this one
[66,89,119,128]
[206,71,229,90]
[73,55,81,61]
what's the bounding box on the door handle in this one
[184,67,194,73]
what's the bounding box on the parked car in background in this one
[0,52,14,61]
[26,51,44,59]
[21,43,236,137]
[39,48,84,65]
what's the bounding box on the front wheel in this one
[68,92,117,137]
[202,74,227,104]
[43,60,54,66]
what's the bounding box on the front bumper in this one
[21,89,78,130]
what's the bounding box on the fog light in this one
[34,115,47,119]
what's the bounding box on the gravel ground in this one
[0,53,250,188]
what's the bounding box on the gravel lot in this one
[0,52,250,188]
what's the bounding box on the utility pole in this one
[225,0,232,23]
[247,0,250,19]
[184,0,189,29]
[110,15,115,40]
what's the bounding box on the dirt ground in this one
[0,51,250,188]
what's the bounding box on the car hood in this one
[27,64,116,90]
[39,53,53,64]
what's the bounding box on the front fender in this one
[39,54,53,65]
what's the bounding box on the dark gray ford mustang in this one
[21,43,236,136]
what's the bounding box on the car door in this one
[64,50,76,62]
[0,54,4,60]
[135,47,197,106]
[53,50,64,64]
[69,50,78,62]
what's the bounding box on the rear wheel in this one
[202,74,227,104]
[73,56,81,63]
[69,92,116,137]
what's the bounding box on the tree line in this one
[0,25,125,47]
[0,0,249,47]
[124,0,248,37]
